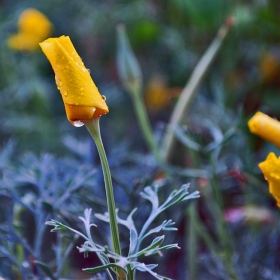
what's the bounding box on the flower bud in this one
[40,36,109,126]
[116,24,143,94]
[248,111,280,148]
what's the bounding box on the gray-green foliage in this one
[47,183,199,279]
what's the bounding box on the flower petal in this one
[259,152,280,207]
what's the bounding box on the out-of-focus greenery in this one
[1,0,280,279]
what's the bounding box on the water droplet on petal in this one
[102,95,106,101]
[63,91,68,96]
[73,120,84,127]
[87,68,91,73]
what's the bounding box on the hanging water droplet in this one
[87,68,91,73]
[73,120,84,127]
[102,95,106,101]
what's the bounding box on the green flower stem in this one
[209,157,240,280]
[160,16,235,163]
[187,202,198,280]
[130,85,161,162]
[193,219,220,260]
[85,118,125,280]
[186,149,200,280]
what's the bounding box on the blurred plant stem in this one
[160,16,235,163]
[85,118,125,280]
[187,201,198,280]
[209,156,240,280]
[116,24,160,162]
[186,149,200,280]
[186,147,239,280]
[130,84,161,161]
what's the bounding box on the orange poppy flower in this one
[40,36,109,125]
[8,8,53,52]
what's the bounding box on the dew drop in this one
[87,68,91,73]
[102,95,106,101]
[82,68,86,72]
[73,120,84,127]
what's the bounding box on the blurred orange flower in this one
[40,36,109,126]
[145,75,181,113]
[259,52,280,84]
[259,152,280,207]
[8,8,53,52]
[248,111,280,148]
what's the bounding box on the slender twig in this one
[160,16,235,163]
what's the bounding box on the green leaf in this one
[174,125,201,151]
[35,261,56,280]
[132,262,172,280]
[83,263,127,275]
[143,243,180,257]
[143,220,177,240]
[140,186,159,210]
[129,227,138,255]
[134,235,165,258]
[41,201,54,212]
[134,263,158,272]
[45,220,68,232]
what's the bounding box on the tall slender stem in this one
[160,16,235,162]
[85,118,125,280]
[187,202,198,280]
[209,157,240,280]
[130,86,161,162]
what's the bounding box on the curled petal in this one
[259,152,280,207]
